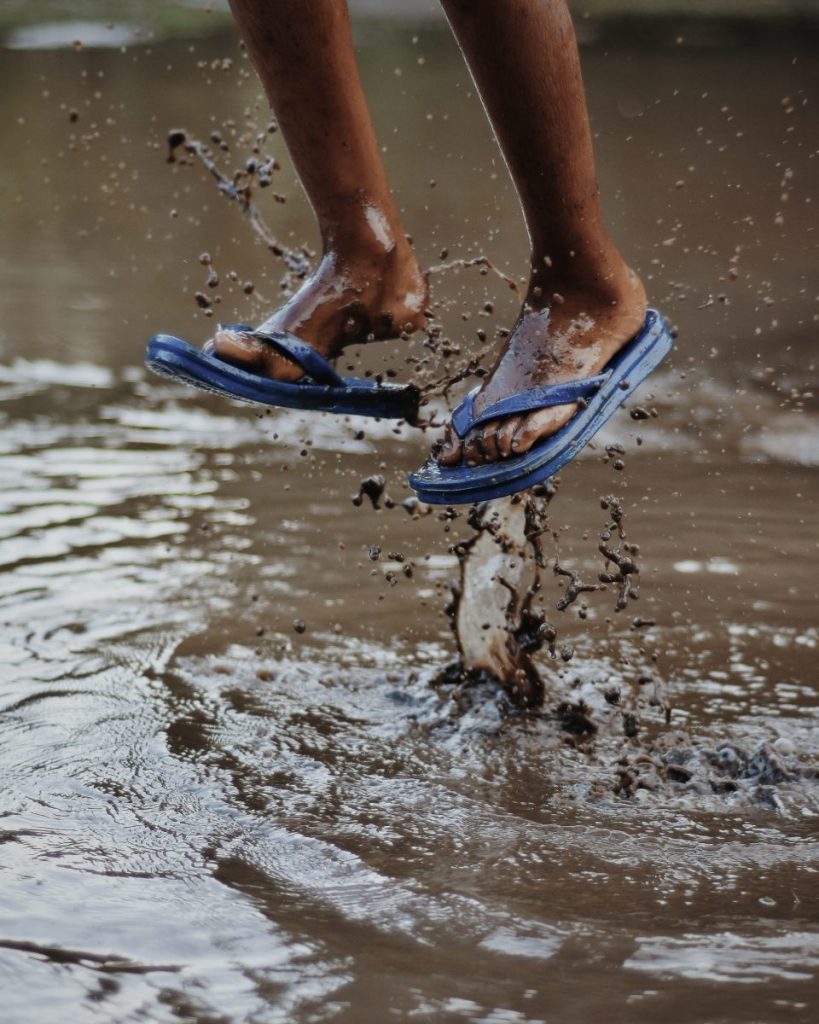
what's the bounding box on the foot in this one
[436,267,647,466]
[207,243,429,381]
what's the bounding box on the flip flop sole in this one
[145,335,419,421]
[409,310,674,505]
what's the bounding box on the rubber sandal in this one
[145,324,419,421]
[408,308,674,505]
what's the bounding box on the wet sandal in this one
[408,308,674,505]
[145,324,419,421]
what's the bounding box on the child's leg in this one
[211,0,427,381]
[437,0,646,466]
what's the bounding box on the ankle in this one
[321,227,409,274]
[320,193,408,261]
[322,232,426,303]
[526,250,644,313]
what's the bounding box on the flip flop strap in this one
[222,326,343,386]
[451,373,610,438]
[252,329,343,386]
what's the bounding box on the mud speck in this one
[352,474,387,509]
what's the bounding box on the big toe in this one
[435,424,463,466]
[208,329,264,368]
[511,403,577,455]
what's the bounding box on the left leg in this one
[210,0,427,381]
[437,0,646,466]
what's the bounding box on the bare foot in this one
[436,265,647,466]
[207,241,429,381]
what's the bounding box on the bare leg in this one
[210,0,428,381]
[437,0,646,466]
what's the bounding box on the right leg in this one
[211,0,428,380]
[435,0,646,467]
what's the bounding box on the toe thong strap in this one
[245,328,343,387]
[451,373,610,438]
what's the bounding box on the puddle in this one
[0,13,817,1024]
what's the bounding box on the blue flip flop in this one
[145,324,420,421]
[408,308,674,505]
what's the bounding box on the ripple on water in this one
[625,930,819,984]
[0,360,817,1022]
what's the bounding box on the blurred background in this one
[2,0,817,379]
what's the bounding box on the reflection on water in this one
[1,13,818,1024]
[626,931,819,985]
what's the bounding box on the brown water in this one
[1,16,818,1024]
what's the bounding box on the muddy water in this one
[1,16,818,1024]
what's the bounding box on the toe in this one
[463,430,484,467]
[211,329,304,381]
[210,329,264,369]
[436,424,463,466]
[478,421,500,463]
[497,415,523,458]
[511,403,576,454]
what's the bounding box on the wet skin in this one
[216,0,646,462]
[212,0,428,378]
[209,241,429,382]
[436,267,647,465]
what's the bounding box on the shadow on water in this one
[0,9,818,1023]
